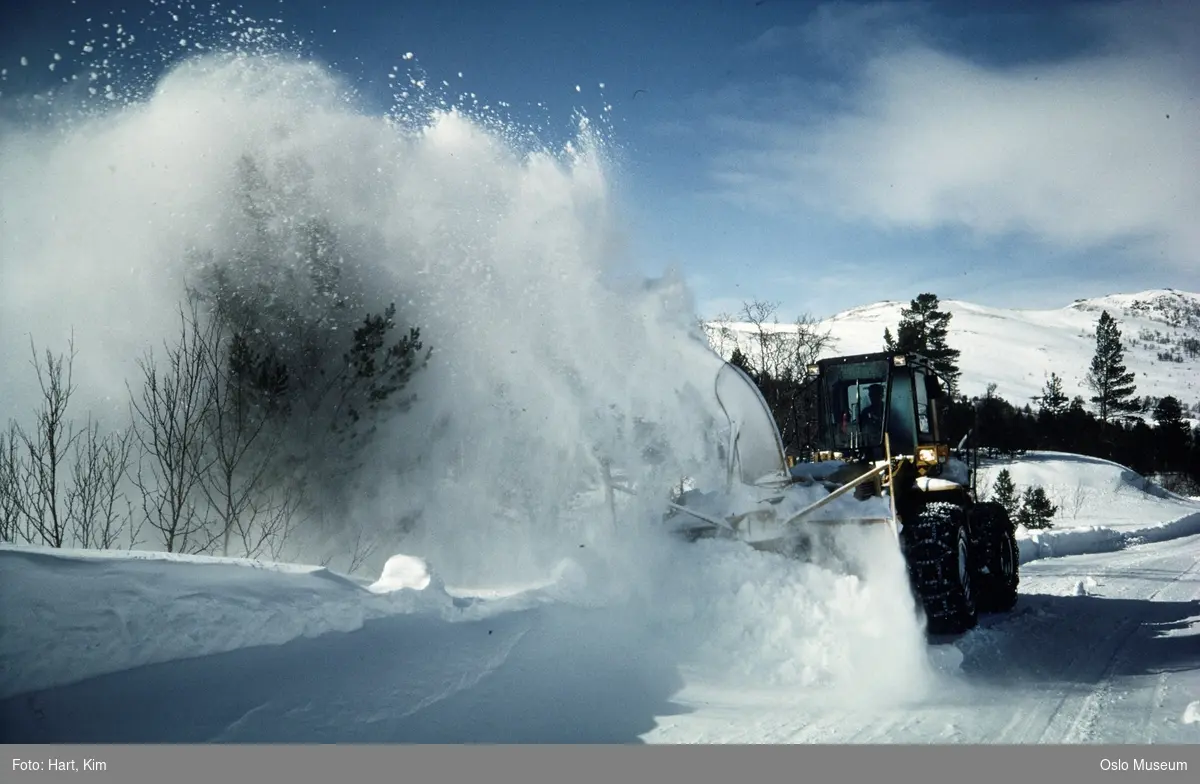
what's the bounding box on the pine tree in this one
[1152,395,1190,472]
[991,469,1018,519]
[1039,372,1069,417]
[729,347,754,376]
[1084,310,1138,425]
[1016,486,1057,529]
[890,293,962,394]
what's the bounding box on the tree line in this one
[704,293,1200,497]
[937,304,1200,496]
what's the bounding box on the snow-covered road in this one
[2,531,1197,743]
[647,532,1200,743]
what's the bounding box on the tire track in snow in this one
[949,611,1135,743]
[1031,540,1200,743]
[1005,617,1137,743]
[1111,553,1200,742]
[1072,542,1198,742]
[781,709,853,743]
[994,703,1035,743]
[1051,618,1142,743]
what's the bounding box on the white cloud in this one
[742,1,935,61]
[710,1,1200,274]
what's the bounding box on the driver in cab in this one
[859,383,885,432]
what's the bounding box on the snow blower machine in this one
[663,351,1019,635]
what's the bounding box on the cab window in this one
[914,369,932,438]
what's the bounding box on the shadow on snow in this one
[955,592,1200,687]
[0,604,691,743]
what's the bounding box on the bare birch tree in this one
[11,335,83,548]
[0,424,20,543]
[129,303,218,553]
[194,323,292,558]
[64,419,133,549]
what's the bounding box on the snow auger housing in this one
[664,351,1020,636]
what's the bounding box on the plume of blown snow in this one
[0,48,728,579]
[1,13,937,708]
[535,517,941,706]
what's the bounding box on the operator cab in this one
[810,351,946,466]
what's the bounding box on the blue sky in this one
[3,0,1197,321]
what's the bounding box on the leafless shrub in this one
[319,515,380,576]
[10,335,84,548]
[1,336,138,550]
[1052,480,1093,521]
[194,319,294,558]
[734,299,835,380]
[702,312,739,358]
[738,299,784,378]
[129,303,218,554]
[345,520,381,575]
[65,418,134,549]
[0,424,21,543]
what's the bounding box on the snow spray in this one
[0,1,942,703]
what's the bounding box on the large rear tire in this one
[902,501,978,635]
[971,501,1020,612]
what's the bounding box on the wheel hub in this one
[1001,537,1014,579]
[957,529,971,603]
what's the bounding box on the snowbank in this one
[1018,512,1200,564]
[0,545,455,701]
[977,451,1200,530]
[969,451,1200,564]
[0,519,941,712]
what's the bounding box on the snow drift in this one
[0,545,453,701]
[968,451,1200,562]
[0,535,937,712]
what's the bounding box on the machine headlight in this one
[917,447,937,463]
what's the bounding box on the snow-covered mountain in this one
[705,289,1200,414]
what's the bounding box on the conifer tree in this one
[1084,310,1138,424]
[729,347,754,376]
[1016,486,1057,529]
[1152,395,1190,472]
[1039,372,1069,417]
[889,293,962,394]
[991,468,1018,519]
